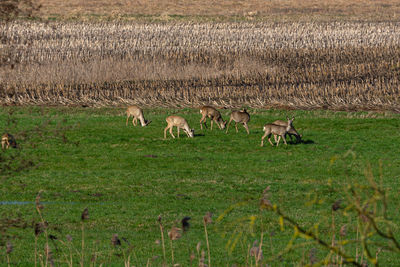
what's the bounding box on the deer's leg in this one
[276,135,281,147]
[216,118,222,130]
[133,117,137,126]
[274,135,278,143]
[170,126,175,138]
[243,123,249,134]
[226,118,233,134]
[200,115,206,130]
[261,132,268,147]
[211,120,214,130]
[164,126,169,139]
[282,134,287,145]
[235,122,239,133]
[139,116,146,127]
[126,114,130,126]
[177,127,180,138]
[268,134,274,146]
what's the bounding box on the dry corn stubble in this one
[1,21,400,111]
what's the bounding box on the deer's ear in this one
[292,117,295,121]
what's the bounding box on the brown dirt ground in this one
[36,0,400,21]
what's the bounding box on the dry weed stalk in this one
[199,250,207,267]
[157,215,167,265]
[250,240,263,266]
[338,224,347,267]
[168,226,182,264]
[81,207,89,267]
[330,200,341,265]
[196,242,201,266]
[203,212,212,267]
[34,190,51,267]
[6,240,13,267]
[56,235,74,267]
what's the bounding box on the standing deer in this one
[272,119,302,143]
[226,109,250,134]
[199,106,227,130]
[126,106,151,127]
[1,133,17,150]
[164,116,194,139]
[261,117,295,147]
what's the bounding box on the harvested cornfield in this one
[1,21,400,111]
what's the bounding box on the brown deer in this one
[199,106,227,130]
[261,117,295,147]
[226,109,250,134]
[272,119,302,143]
[164,116,194,139]
[126,106,151,127]
[1,133,17,149]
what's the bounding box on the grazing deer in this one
[272,119,302,143]
[226,109,250,134]
[164,116,194,139]
[1,133,17,150]
[126,106,151,127]
[199,106,227,130]
[261,117,295,147]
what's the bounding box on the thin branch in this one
[270,205,363,267]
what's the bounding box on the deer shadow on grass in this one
[290,139,314,145]
[283,136,314,145]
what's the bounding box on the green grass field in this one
[1,106,400,266]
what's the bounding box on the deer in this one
[164,115,194,139]
[272,119,302,143]
[226,109,250,134]
[126,106,151,127]
[199,106,227,130]
[261,117,295,147]
[1,133,17,150]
